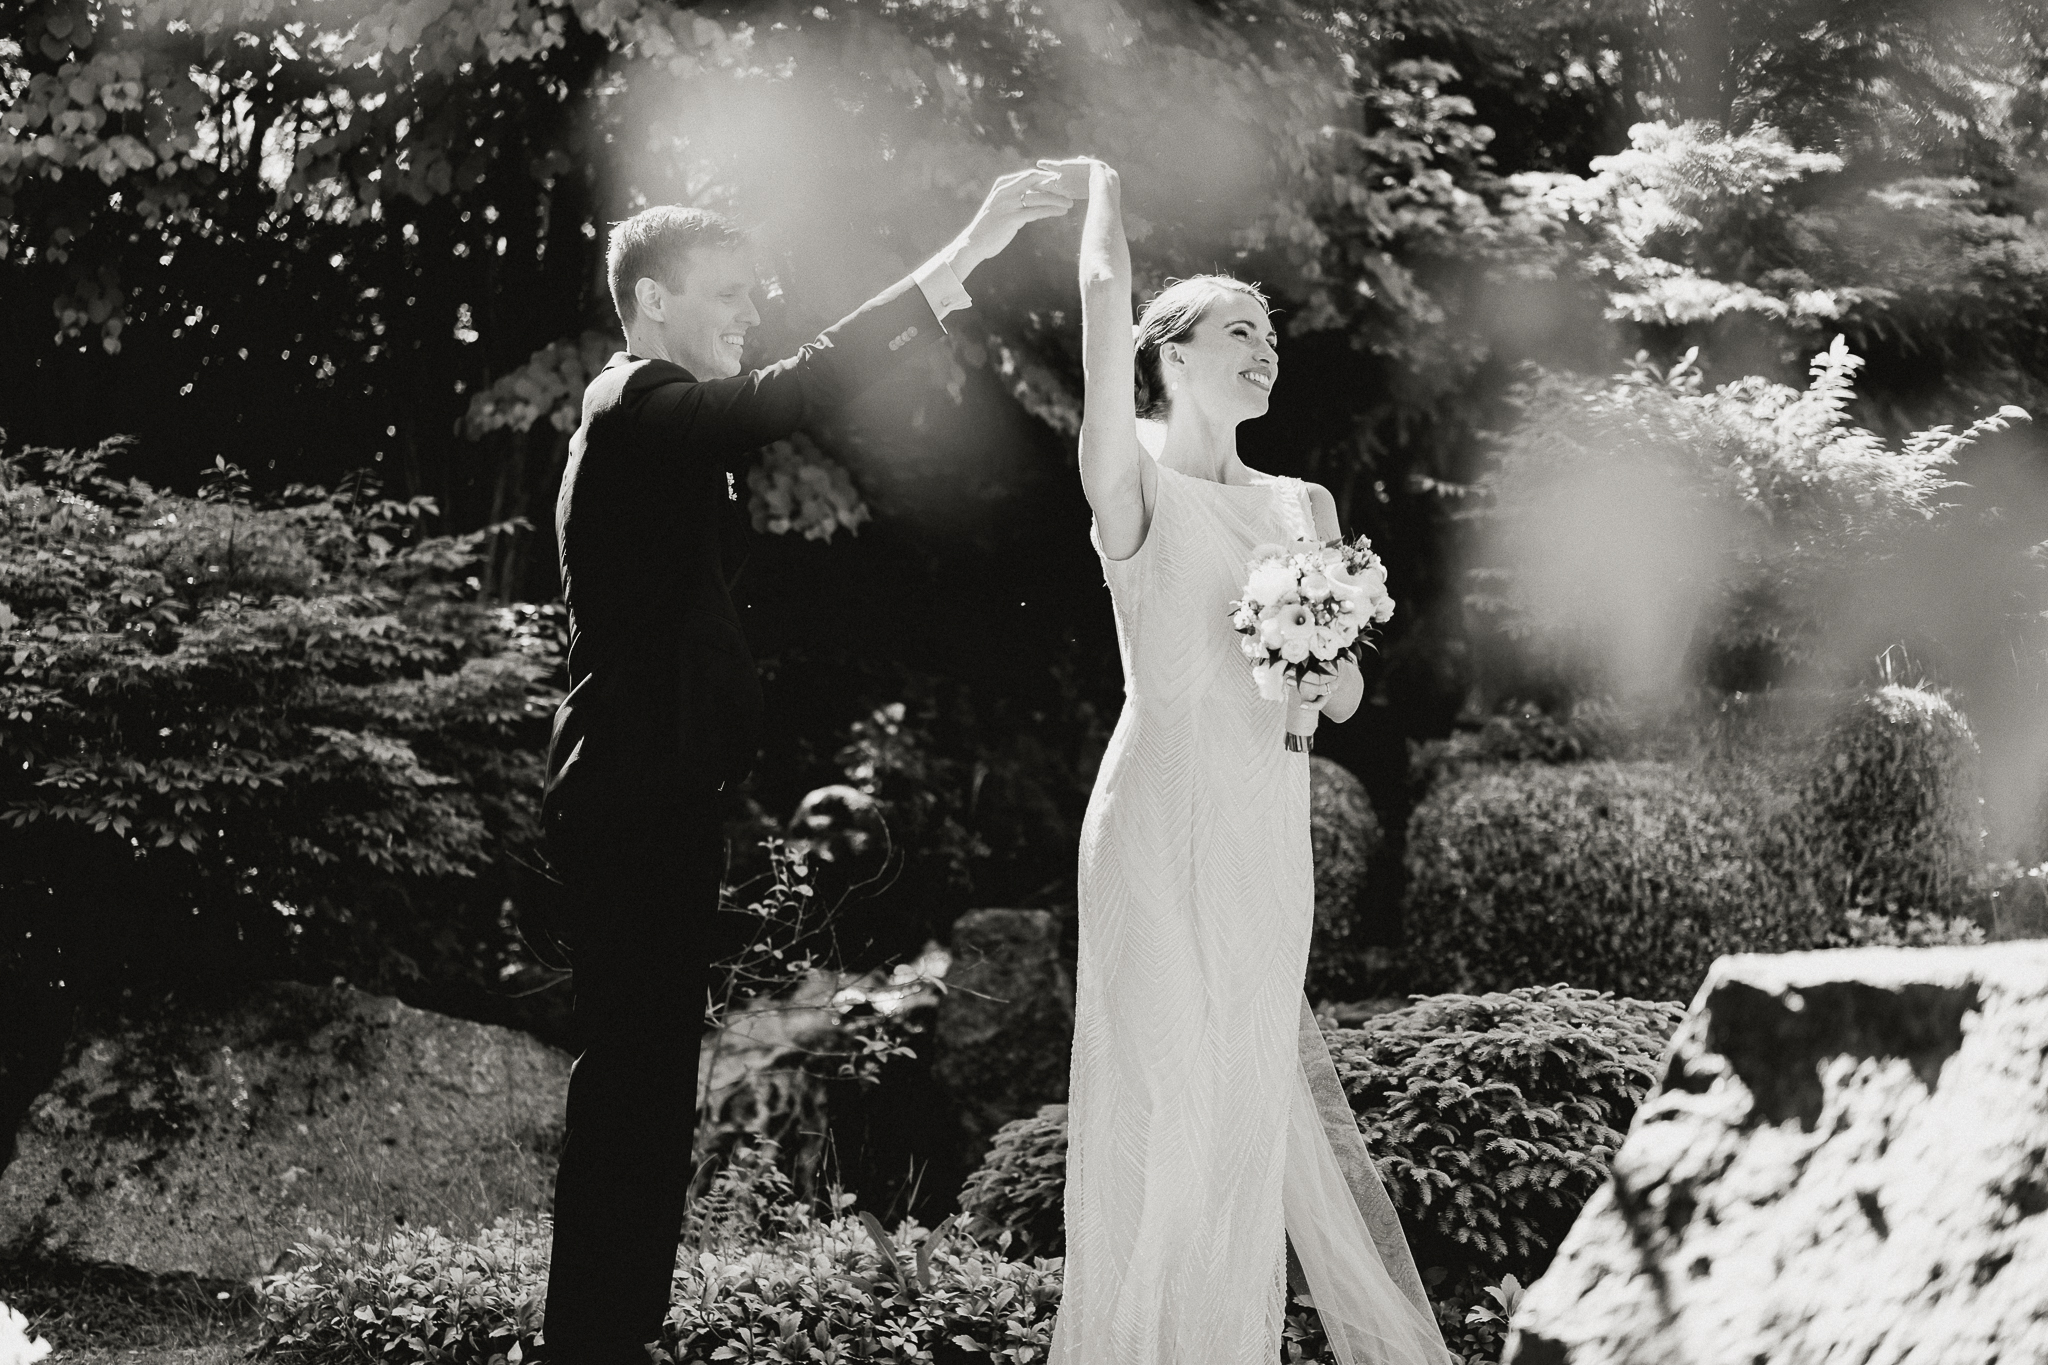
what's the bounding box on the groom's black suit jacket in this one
[544,278,943,828]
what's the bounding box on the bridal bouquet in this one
[1229,536,1395,752]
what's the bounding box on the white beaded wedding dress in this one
[1049,464,1453,1365]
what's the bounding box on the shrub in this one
[1403,760,1809,1001]
[0,440,561,1122]
[1408,708,1628,795]
[957,1103,1068,1259]
[1469,327,2029,699]
[959,989,1682,1306]
[1307,756,1385,1003]
[1330,986,1685,1292]
[1981,858,2048,940]
[1791,685,1983,918]
[1819,906,1985,949]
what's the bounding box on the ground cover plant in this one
[250,1139,1529,1365]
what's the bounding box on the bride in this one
[1040,156,1454,1365]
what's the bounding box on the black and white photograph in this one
[3,1,2048,1363]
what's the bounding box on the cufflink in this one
[888,325,919,352]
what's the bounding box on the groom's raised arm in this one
[629,167,1073,462]
[632,273,953,460]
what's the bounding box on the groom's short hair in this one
[607,206,748,329]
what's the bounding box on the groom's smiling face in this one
[638,244,762,379]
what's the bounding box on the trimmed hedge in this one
[1403,760,1799,1001]
[1793,685,1983,918]
[1308,755,1386,1003]
[1402,686,1988,1002]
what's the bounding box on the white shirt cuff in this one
[912,252,974,323]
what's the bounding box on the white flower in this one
[1276,603,1316,643]
[1299,570,1332,600]
[1239,635,1263,660]
[1280,637,1311,664]
[1230,605,1256,631]
[1310,628,1342,661]
[1245,559,1298,605]
[1259,617,1285,648]
[1373,596,1395,623]
[1252,659,1286,702]
[1,1303,51,1365]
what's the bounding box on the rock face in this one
[0,982,569,1278]
[1505,942,2048,1365]
[1307,755,1384,1002]
[932,909,1075,1172]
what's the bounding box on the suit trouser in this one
[541,787,724,1365]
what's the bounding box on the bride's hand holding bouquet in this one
[1230,535,1394,751]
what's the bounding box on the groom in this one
[538,168,1074,1365]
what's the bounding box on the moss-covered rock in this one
[932,910,1074,1177]
[0,983,567,1277]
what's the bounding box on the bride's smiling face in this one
[1159,294,1278,423]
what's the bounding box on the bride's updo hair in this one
[1133,274,1271,419]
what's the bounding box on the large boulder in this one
[931,909,1074,1173]
[0,982,568,1279]
[1505,942,2048,1365]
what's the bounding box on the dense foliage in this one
[1404,760,1802,1000]
[1402,685,1991,1001]
[1794,685,1985,918]
[1328,986,1685,1290]
[0,437,557,1005]
[962,987,1681,1276]
[1469,339,2032,700]
[957,1103,1069,1263]
[255,1205,1071,1365]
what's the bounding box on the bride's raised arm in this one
[1053,159,1154,561]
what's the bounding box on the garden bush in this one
[1328,986,1684,1291]
[1468,335,2030,699]
[957,1103,1068,1260]
[1403,760,1806,1001]
[0,439,562,1143]
[1307,756,1385,1004]
[960,988,1682,1310]
[1401,684,1991,1002]
[1790,684,1984,919]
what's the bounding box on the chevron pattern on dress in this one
[1057,469,1452,1365]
